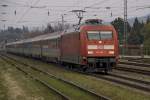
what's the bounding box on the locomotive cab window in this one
[87,31,100,40]
[87,31,113,40]
[100,31,113,40]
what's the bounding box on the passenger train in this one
[6,19,119,73]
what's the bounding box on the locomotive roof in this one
[7,31,61,45]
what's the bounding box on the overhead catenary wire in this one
[1,0,150,29]
[16,0,41,23]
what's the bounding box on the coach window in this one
[48,40,51,47]
[54,39,57,48]
[51,39,55,48]
[56,39,58,48]
[58,38,60,48]
[54,39,56,48]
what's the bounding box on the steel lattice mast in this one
[124,0,128,55]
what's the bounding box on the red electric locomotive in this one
[61,19,119,73]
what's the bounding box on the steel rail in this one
[2,54,110,100]
[116,66,150,76]
[69,68,150,93]
[58,63,150,93]
[119,61,150,68]
[4,54,150,94]
[0,55,70,100]
[109,73,150,85]
[91,74,150,93]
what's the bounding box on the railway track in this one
[68,65,150,93]
[52,61,150,93]
[91,73,150,93]
[0,55,70,100]
[71,70,150,93]
[0,54,110,100]
[109,73,150,85]
[119,60,150,68]
[3,54,150,94]
[116,64,150,76]
[123,57,150,64]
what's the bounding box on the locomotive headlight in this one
[88,51,94,54]
[88,45,97,49]
[109,51,114,54]
[104,45,114,49]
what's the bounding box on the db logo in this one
[97,45,103,49]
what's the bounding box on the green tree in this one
[111,17,131,44]
[132,17,144,34]
[44,23,54,33]
[127,33,144,45]
[141,23,150,46]
[128,17,144,45]
[146,16,150,24]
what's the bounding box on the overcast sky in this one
[0,0,150,30]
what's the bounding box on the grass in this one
[43,75,99,100]
[0,59,9,100]
[0,76,8,100]
[10,54,150,100]
[0,57,64,100]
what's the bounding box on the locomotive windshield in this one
[100,31,113,40]
[87,31,113,40]
[87,31,100,40]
